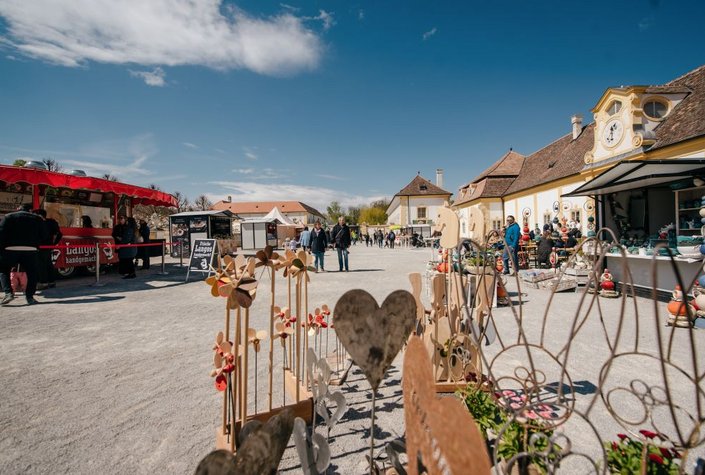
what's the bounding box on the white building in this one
[386,170,452,227]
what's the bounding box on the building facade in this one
[212,200,326,226]
[386,171,452,227]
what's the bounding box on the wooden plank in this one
[284,368,312,400]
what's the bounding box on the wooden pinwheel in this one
[289,249,316,283]
[273,306,296,405]
[211,331,236,391]
[254,245,281,411]
[255,245,280,268]
[247,328,268,413]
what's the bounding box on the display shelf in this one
[675,186,705,236]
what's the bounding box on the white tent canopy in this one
[262,206,299,227]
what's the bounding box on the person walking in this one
[309,221,327,272]
[33,209,61,290]
[388,230,396,249]
[136,219,151,270]
[299,226,311,252]
[0,203,45,305]
[502,215,521,275]
[331,216,351,272]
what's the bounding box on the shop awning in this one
[564,159,705,197]
[0,165,178,207]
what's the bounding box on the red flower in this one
[648,453,664,465]
[659,447,672,459]
[617,433,628,440]
[612,442,618,451]
[640,429,659,439]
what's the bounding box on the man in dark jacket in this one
[33,208,62,289]
[331,216,351,272]
[502,215,521,275]
[309,220,327,272]
[0,203,46,305]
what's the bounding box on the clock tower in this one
[583,86,687,167]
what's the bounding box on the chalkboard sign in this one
[186,238,218,282]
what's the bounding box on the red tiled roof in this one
[504,123,595,196]
[651,64,705,150]
[473,150,525,181]
[212,200,324,217]
[395,175,452,197]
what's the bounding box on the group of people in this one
[287,216,352,272]
[0,203,61,305]
[111,216,151,279]
[500,215,582,274]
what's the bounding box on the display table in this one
[606,253,703,294]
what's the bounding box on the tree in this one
[193,194,212,211]
[326,201,344,221]
[370,198,390,210]
[347,205,361,224]
[359,206,387,225]
[173,191,190,213]
[42,158,63,172]
[12,159,26,167]
[102,173,119,181]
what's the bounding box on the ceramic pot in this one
[668,299,688,316]
[601,280,615,291]
[695,292,705,311]
[698,275,705,287]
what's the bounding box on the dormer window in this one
[419,184,427,191]
[607,101,622,116]
[644,99,668,120]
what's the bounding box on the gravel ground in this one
[1,246,704,474]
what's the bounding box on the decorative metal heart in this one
[198,408,293,475]
[333,289,416,391]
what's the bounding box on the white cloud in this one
[243,147,258,161]
[422,27,437,41]
[129,67,166,86]
[314,10,335,31]
[182,142,198,149]
[0,0,324,75]
[280,3,300,12]
[233,168,255,174]
[61,134,157,178]
[316,174,344,181]
[358,10,365,21]
[209,180,384,211]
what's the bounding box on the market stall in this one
[565,158,705,294]
[169,210,238,258]
[0,163,177,277]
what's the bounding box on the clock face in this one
[602,118,624,147]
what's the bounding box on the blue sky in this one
[1,0,704,211]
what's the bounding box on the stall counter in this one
[607,253,703,294]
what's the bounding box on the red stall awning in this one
[0,165,178,207]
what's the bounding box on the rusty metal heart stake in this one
[333,289,416,473]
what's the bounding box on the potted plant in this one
[604,431,681,474]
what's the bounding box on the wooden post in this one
[242,308,250,422]
[303,275,309,388]
[295,279,302,402]
[222,305,230,437]
[235,306,242,421]
[268,266,275,411]
[288,274,293,373]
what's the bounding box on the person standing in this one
[299,226,311,252]
[502,215,521,275]
[331,216,351,272]
[115,216,138,278]
[136,219,151,270]
[0,203,45,305]
[388,230,396,249]
[33,208,62,290]
[309,221,327,272]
